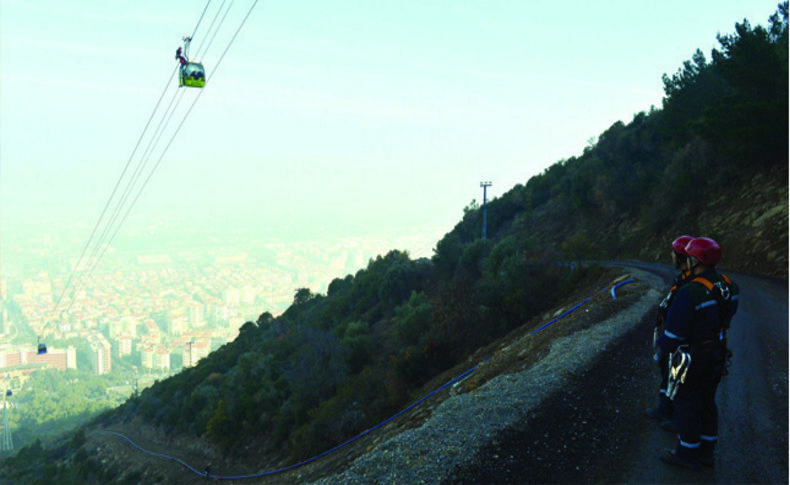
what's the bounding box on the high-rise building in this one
[118,335,133,356]
[188,303,204,328]
[0,306,7,336]
[168,315,187,336]
[241,286,255,304]
[154,347,170,372]
[140,346,154,370]
[223,288,240,307]
[168,307,187,336]
[90,336,112,375]
[66,346,77,370]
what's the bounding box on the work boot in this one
[660,449,700,470]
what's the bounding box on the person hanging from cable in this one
[175,36,192,66]
[175,47,188,65]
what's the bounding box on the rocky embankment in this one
[304,270,661,485]
[88,269,658,484]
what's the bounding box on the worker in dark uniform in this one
[175,36,192,66]
[175,46,188,66]
[658,237,739,469]
[646,235,695,427]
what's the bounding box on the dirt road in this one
[448,264,788,484]
[625,268,788,484]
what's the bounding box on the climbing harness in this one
[691,274,734,375]
[667,345,691,400]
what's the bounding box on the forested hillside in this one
[442,5,787,276]
[1,4,786,484]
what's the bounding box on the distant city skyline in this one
[0,220,443,390]
[2,207,443,283]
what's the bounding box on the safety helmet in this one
[671,235,695,256]
[685,237,721,266]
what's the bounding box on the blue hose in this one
[106,278,638,480]
[611,279,635,299]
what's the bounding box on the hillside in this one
[12,267,654,485]
[0,5,786,484]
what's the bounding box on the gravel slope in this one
[304,270,663,485]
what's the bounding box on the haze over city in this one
[1,0,779,367]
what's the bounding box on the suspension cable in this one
[190,0,213,40]
[209,0,259,84]
[55,2,214,311]
[53,66,178,309]
[194,0,232,61]
[58,0,259,311]
[87,88,186,264]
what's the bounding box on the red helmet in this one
[685,237,721,266]
[672,235,695,256]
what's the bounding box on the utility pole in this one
[2,390,13,453]
[480,181,492,239]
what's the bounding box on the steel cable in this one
[55,1,217,310]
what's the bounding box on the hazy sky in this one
[1,0,780,247]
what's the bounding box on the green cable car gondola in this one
[180,62,206,88]
[175,36,205,88]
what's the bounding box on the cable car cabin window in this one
[180,62,206,88]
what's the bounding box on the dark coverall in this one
[658,269,739,464]
[176,47,188,66]
[653,269,693,419]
